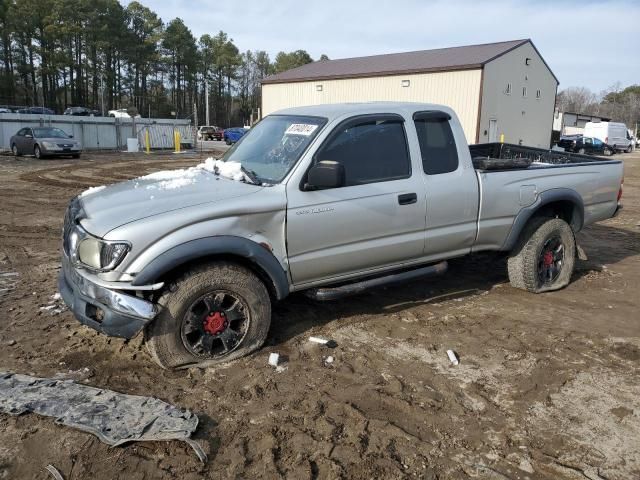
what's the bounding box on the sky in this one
[122,0,639,93]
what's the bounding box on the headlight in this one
[42,141,60,150]
[77,236,129,271]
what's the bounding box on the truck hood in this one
[79,167,263,238]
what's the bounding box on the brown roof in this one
[262,39,557,85]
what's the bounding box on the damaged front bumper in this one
[58,255,158,339]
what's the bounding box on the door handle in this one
[398,193,417,205]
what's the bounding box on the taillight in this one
[605,136,609,144]
[617,176,624,202]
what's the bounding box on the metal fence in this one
[0,113,194,152]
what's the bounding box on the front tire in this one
[578,148,585,154]
[507,217,576,293]
[145,262,271,369]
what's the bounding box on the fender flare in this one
[130,236,290,299]
[501,188,584,251]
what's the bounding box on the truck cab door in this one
[412,111,479,258]
[286,114,426,286]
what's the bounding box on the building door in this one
[489,119,498,142]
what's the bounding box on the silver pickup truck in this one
[59,102,624,369]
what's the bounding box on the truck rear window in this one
[414,117,459,175]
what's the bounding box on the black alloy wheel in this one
[180,290,250,359]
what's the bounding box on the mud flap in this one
[576,244,588,261]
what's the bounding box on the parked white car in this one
[584,121,632,153]
[108,109,141,119]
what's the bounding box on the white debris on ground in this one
[39,292,68,315]
[79,185,106,197]
[268,352,280,367]
[53,367,94,381]
[447,349,459,365]
[142,158,248,190]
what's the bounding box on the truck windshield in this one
[221,115,326,184]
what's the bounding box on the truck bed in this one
[470,142,623,253]
[469,142,616,171]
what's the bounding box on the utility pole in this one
[100,75,105,116]
[205,78,210,127]
[194,101,198,152]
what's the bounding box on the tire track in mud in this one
[19,157,203,190]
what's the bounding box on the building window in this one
[525,57,531,65]
[505,83,512,95]
[522,86,528,97]
[316,84,323,92]
[401,79,410,87]
[536,89,541,99]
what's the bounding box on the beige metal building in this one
[261,39,558,147]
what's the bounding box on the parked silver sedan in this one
[10,127,82,158]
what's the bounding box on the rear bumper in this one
[58,256,157,339]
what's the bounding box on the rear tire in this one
[145,262,271,369]
[34,145,42,159]
[11,144,21,157]
[626,145,632,154]
[578,148,585,154]
[507,217,576,293]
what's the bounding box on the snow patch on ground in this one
[142,158,248,190]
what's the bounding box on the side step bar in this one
[305,261,448,301]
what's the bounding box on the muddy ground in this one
[0,149,638,479]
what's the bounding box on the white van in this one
[584,121,632,153]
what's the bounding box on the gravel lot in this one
[0,149,638,479]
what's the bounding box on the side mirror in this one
[305,161,345,190]
[68,134,74,138]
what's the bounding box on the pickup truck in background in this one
[59,102,624,369]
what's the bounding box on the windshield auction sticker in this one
[285,124,319,136]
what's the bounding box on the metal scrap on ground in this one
[0,372,205,462]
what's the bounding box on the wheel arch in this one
[502,188,584,251]
[131,236,290,300]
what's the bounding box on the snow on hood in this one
[78,158,249,197]
[79,185,106,197]
[140,158,249,190]
[77,158,263,237]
